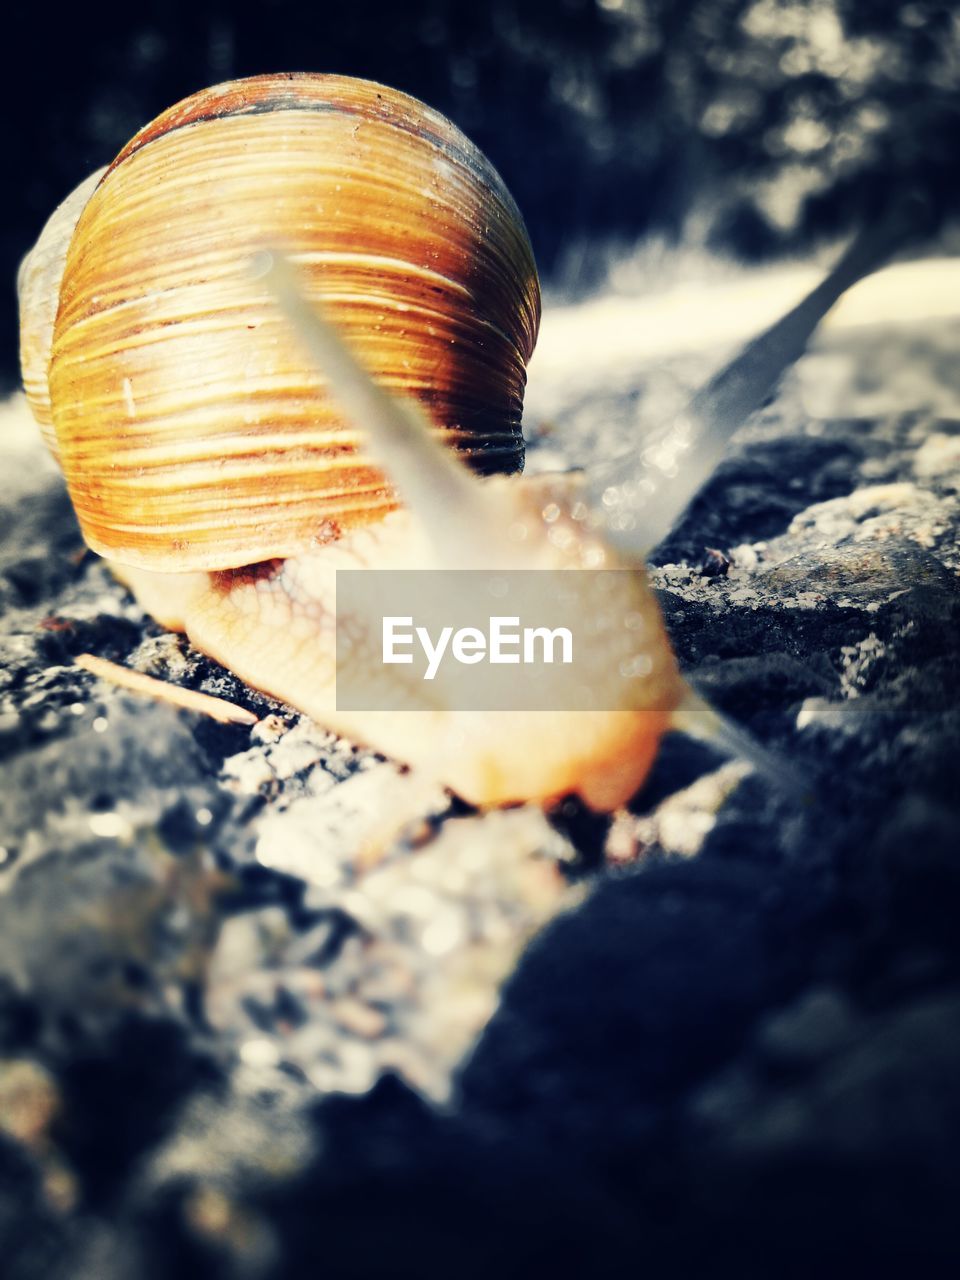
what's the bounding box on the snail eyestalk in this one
[589,197,924,553]
[257,250,519,572]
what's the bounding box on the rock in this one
[2,297,959,1274]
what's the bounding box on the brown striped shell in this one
[20,73,541,571]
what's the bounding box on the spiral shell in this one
[24,74,540,571]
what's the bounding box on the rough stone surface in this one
[1,280,959,1276]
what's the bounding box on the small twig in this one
[74,653,258,726]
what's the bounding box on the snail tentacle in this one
[671,688,812,801]
[259,251,517,571]
[587,200,922,553]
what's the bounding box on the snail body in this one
[19,74,905,809]
[117,466,680,810]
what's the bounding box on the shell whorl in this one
[18,166,107,458]
[28,74,541,571]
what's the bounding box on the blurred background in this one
[4,0,958,390]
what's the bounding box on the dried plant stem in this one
[75,653,258,726]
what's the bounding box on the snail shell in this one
[20,73,540,572]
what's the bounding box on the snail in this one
[17,73,913,811]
